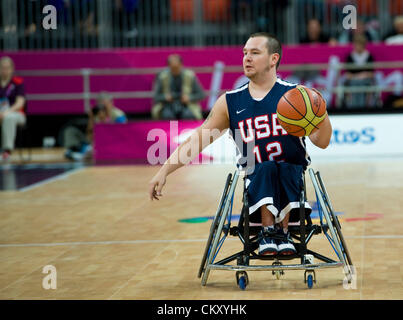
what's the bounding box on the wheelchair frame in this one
[198,168,354,290]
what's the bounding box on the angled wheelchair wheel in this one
[309,169,354,278]
[198,172,234,280]
[200,170,241,286]
[315,171,353,268]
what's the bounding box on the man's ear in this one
[271,53,280,68]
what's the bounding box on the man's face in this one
[354,42,365,53]
[168,56,182,76]
[395,21,403,34]
[100,98,113,109]
[97,109,107,122]
[307,19,321,40]
[0,60,14,80]
[243,37,276,79]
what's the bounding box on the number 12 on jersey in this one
[253,141,283,163]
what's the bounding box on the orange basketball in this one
[276,86,327,137]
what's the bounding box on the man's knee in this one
[151,103,163,119]
[3,112,25,125]
[186,103,203,120]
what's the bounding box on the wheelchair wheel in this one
[236,271,249,290]
[198,173,232,279]
[307,274,314,289]
[315,171,354,268]
[200,170,241,286]
[309,169,354,280]
[304,270,316,289]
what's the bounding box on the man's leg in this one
[63,126,87,161]
[276,211,296,255]
[261,205,275,227]
[186,103,203,120]
[280,211,290,233]
[160,104,177,120]
[1,112,26,151]
[151,103,163,119]
[258,206,278,255]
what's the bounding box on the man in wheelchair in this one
[149,32,332,258]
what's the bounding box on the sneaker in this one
[276,229,297,255]
[258,227,278,255]
[64,149,83,161]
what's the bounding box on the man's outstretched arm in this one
[148,94,229,200]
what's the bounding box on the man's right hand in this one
[148,171,167,201]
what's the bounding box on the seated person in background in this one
[151,54,205,120]
[0,56,26,162]
[64,91,127,161]
[338,18,379,44]
[300,18,337,45]
[343,34,377,109]
[384,15,403,44]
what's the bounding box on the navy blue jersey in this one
[226,78,310,170]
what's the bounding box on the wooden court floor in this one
[0,158,403,299]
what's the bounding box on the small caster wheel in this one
[272,269,284,280]
[238,276,247,290]
[272,260,284,280]
[304,270,316,289]
[236,271,249,290]
[307,274,314,289]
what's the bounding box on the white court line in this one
[1,235,403,248]
[18,167,85,192]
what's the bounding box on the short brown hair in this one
[249,32,282,69]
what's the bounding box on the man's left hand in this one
[181,94,190,105]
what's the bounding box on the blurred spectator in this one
[114,0,140,39]
[300,18,337,44]
[338,18,380,44]
[343,34,378,109]
[22,0,42,38]
[384,15,403,44]
[151,54,205,120]
[63,92,127,161]
[0,56,26,162]
[230,1,289,42]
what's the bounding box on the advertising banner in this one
[94,114,403,163]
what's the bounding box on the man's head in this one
[167,54,183,76]
[97,91,114,109]
[307,18,322,41]
[243,33,282,79]
[0,56,15,81]
[394,15,403,34]
[353,34,367,53]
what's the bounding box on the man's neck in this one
[248,73,277,99]
[0,76,11,87]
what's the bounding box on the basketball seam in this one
[282,94,318,131]
[297,88,319,130]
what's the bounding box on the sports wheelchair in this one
[198,168,354,290]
